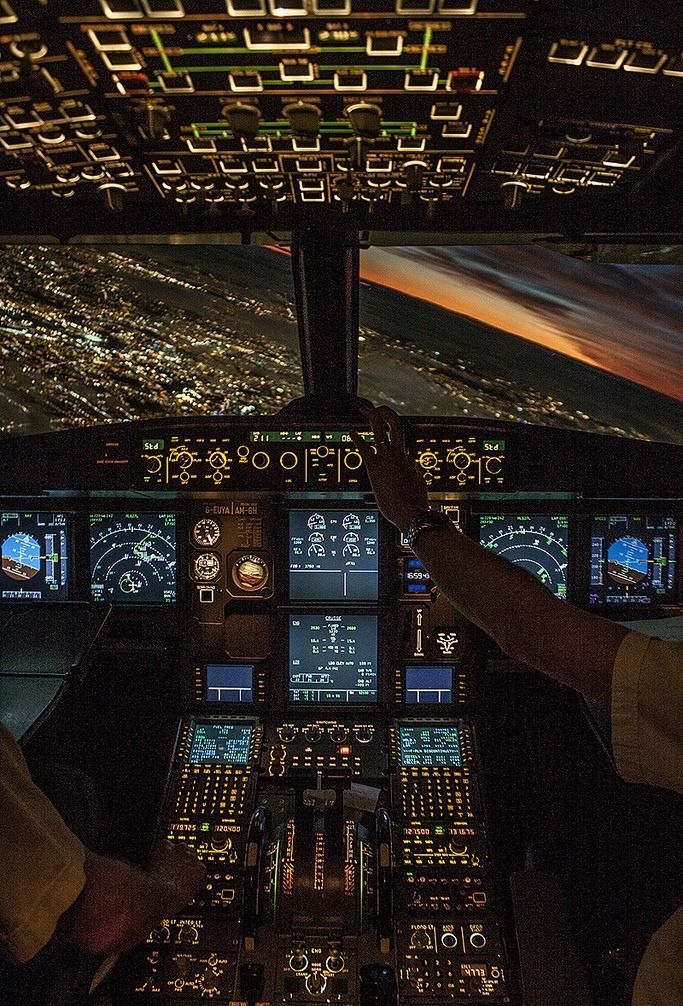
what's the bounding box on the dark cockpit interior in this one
[0,3,682,1006]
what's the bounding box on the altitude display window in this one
[0,512,69,601]
[289,509,378,601]
[90,512,177,604]
[289,613,378,703]
[589,515,678,606]
[189,722,252,765]
[479,514,569,599]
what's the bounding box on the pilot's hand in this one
[351,406,429,530]
[71,844,206,958]
[149,838,207,907]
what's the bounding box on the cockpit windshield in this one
[1,244,681,442]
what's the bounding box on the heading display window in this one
[289,509,378,601]
[289,613,378,703]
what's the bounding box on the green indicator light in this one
[200,822,210,832]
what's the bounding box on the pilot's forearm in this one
[411,524,628,709]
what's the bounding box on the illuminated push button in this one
[547,40,588,65]
[585,46,627,69]
[624,50,667,73]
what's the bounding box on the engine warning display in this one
[399,724,462,768]
[479,514,569,599]
[90,513,177,604]
[0,512,69,601]
[289,509,378,601]
[289,613,378,703]
[589,515,678,606]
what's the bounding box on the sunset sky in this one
[359,246,683,403]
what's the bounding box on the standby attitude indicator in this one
[589,515,677,605]
[479,514,569,599]
[0,512,69,601]
[90,513,177,604]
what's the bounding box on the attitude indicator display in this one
[0,512,69,601]
[479,514,569,599]
[289,509,378,601]
[289,614,378,704]
[90,513,177,604]
[589,515,678,606]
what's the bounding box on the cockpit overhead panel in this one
[0,2,679,239]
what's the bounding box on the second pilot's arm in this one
[353,406,627,709]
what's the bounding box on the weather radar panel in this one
[90,513,177,604]
[479,514,569,599]
[589,516,678,606]
[0,512,69,601]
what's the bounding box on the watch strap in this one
[403,510,452,549]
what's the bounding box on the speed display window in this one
[90,512,177,604]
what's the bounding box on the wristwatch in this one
[402,509,452,550]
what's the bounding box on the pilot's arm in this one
[0,723,205,965]
[353,406,628,709]
[355,406,683,1006]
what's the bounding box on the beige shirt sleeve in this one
[611,631,683,795]
[0,724,86,963]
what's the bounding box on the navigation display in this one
[479,514,569,599]
[289,614,378,703]
[405,666,453,704]
[589,515,678,606]
[399,724,463,768]
[289,509,378,601]
[0,512,69,601]
[90,513,177,604]
[189,722,252,765]
[206,664,254,703]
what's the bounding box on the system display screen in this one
[405,665,453,704]
[399,724,463,768]
[189,722,252,765]
[479,514,569,599]
[289,613,378,703]
[206,664,254,703]
[90,513,177,604]
[289,509,378,601]
[589,515,678,605]
[0,512,69,601]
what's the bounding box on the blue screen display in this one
[289,613,378,703]
[206,664,254,703]
[405,665,453,704]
